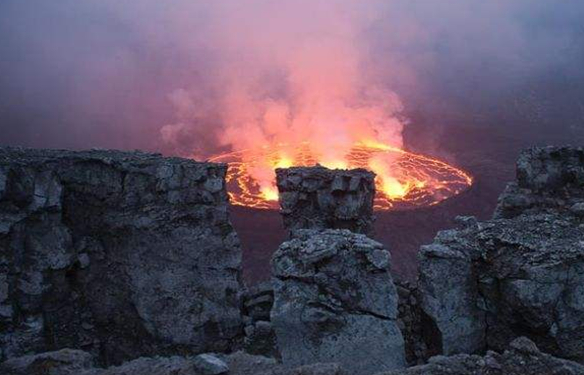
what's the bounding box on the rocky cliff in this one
[2,145,584,375]
[276,166,375,235]
[0,147,242,365]
[419,146,584,363]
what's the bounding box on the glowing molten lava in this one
[210,142,473,211]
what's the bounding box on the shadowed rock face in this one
[276,167,375,235]
[271,229,406,374]
[0,147,242,365]
[418,146,584,363]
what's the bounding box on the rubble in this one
[380,337,584,375]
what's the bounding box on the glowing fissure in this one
[210,142,473,211]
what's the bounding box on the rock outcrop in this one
[495,146,584,218]
[0,147,242,365]
[271,229,406,374]
[276,167,375,235]
[418,146,584,363]
[381,337,584,375]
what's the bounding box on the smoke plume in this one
[158,0,406,165]
[0,0,583,154]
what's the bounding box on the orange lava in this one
[209,143,473,211]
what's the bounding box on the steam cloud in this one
[159,0,406,164]
[0,0,583,153]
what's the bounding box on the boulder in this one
[271,229,406,374]
[193,354,229,375]
[276,166,375,235]
[378,337,584,375]
[0,147,242,365]
[419,212,584,361]
[0,349,93,375]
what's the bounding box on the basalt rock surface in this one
[395,280,428,365]
[381,337,584,375]
[0,147,242,365]
[419,146,584,363]
[271,229,406,374]
[276,167,375,235]
[495,146,584,219]
[0,348,94,375]
[241,282,278,358]
[1,349,350,375]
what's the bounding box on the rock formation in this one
[495,146,584,219]
[395,280,428,365]
[0,147,242,365]
[271,229,406,374]
[419,146,584,363]
[276,166,375,235]
[242,282,279,358]
[381,337,584,375]
[3,145,584,375]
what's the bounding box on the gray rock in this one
[242,282,279,358]
[81,355,197,375]
[395,280,428,365]
[290,363,346,375]
[418,240,486,356]
[243,282,274,323]
[378,337,584,375]
[419,211,584,361]
[570,202,584,217]
[243,321,279,358]
[276,166,375,235]
[495,146,584,219]
[271,229,406,374]
[193,354,229,375]
[0,348,93,375]
[222,351,345,375]
[0,147,242,365]
[222,351,280,375]
[419,147,584,362]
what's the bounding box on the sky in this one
[0,0,583,156]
